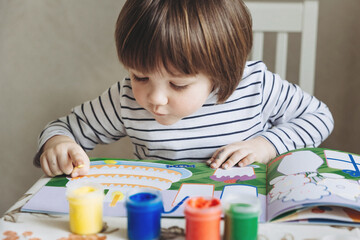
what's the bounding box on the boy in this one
[34,0,333,177]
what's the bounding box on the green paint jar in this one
[223,194,260,240]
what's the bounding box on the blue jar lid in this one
[126,189,163,211]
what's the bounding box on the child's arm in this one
[208,62,334,169]
[34,81,127,173]
[257,70,334,155]
[207,136,276,169]
[39,135,90,177]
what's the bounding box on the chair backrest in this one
[245,0,319,95]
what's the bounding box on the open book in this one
[22,148,360,226]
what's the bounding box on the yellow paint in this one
[104,160,118,165]
[72,186,95,195]
[74,164,84,170]
[66,184,104,235]
[72,164,84,175]
[109,191,124,207]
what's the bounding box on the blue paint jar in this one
[126,189,164,240]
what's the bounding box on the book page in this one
[265,148,360,224]
[22,158,267,219]
[272,206,360,226]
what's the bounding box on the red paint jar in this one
[184,197,222,240]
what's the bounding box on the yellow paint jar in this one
[66,182,104,235]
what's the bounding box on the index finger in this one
[68,148,90,178]
[209,148,227,169]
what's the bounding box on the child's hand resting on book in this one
[207,136,276,169]
[40,135,90,178]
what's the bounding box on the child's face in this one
[129,67,213,125]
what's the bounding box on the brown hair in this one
[115,0,252,103]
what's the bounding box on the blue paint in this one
[163,196,189,214]
[130,192,157,202]
[339,154,360,177]
[327,154,360,177]
[126,190,163,240]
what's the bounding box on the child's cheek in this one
[132,85,146,106]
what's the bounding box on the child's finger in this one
[209,148,229,169]
[207,150,221,168]
[221,150,249,169]
[206,157,214,166]
[206,150,221,166]
[40,155,54,177]
[71,163,88,178]
[237,154,255,167]
[206,148,221,168]
[58,151,73,175]
[45,154,63,176]
[68,148,90,177]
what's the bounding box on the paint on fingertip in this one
[72,164,84,176]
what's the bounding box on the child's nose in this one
[148,88,168,106]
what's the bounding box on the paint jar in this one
[223,194,261,240]
[126,189,164,240]
[66,182,104,235]
[184,196,222,240]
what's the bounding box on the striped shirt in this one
[36,61,334,163]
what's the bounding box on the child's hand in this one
[40,135,90,178]
[207,137,276,169]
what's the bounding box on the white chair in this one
[245,0,319,95]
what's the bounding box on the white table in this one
[1,176,360,240]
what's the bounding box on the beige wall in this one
[1,0,359,215]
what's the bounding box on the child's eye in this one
[132,74,148,82]
[170,82,188,90]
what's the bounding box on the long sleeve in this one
[34,81,127,166]
[259,67,334,154]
